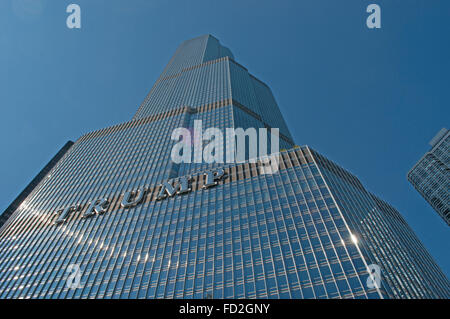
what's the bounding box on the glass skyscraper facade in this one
[0,35,448,299]
[408,128,449,226]
[0,141,74,230]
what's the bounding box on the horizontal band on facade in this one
[157,56,252,85]
[133,56,268,120]
[50,147,315,226]
[78,98,294,145]
[159,56,231,82]
[133,56,232,119]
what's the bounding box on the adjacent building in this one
[408,128,449,226]
[0,35,448,298]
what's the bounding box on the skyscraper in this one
[0,35,448,299]
[0,141,74,230]
[408,128,449,226]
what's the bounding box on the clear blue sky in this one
[0,0,449,277]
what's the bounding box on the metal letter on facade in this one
[83,198,109,218]
[54,205,80,224]
[157,175,191,200]
[121,187,147,208]
[203,168,225,188]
